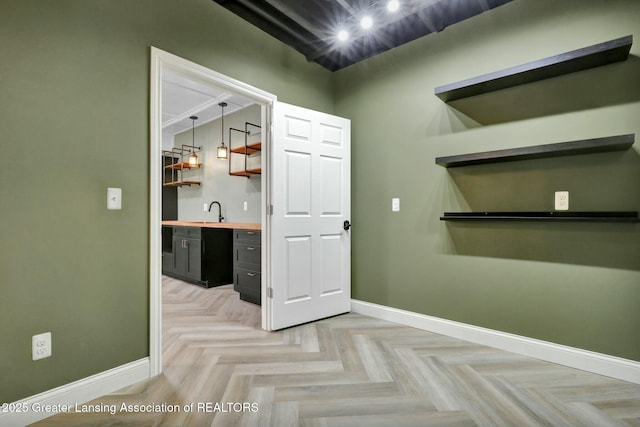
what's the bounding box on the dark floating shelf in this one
[434,35,632,102]
[440,212,640,223]
[435,134,634,168]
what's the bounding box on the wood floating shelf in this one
[434,35,632,102]
[163,180,201,187]
[435,134,634,168]
[165,162,201,170]
[229,168,261,177]
[230,142,262,155]
[440,212,640,223]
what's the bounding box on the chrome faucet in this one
[208,201,224,223]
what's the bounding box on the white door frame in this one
[149,47,277,376]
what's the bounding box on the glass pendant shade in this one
[188,115,199,166]
[217,102,228,160]
[217,144,228,160]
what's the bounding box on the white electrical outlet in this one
[243,201,248,211]
[392,198,400,212]
[32,332,52,361]
[555,191,569,211]
[204,203,208,212]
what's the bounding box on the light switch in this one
[392,197,400,212]
[107,187,122,210]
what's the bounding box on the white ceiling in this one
[162,69,255,137]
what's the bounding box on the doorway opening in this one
[150,47,276,375]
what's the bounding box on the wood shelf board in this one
[164,162,201,170]
[163,180,201,187]
[435,134,635,168]
[229,168,261,177]
[435,35,632,102]
[230,142,262,155]
[162,220,261,230]
[440,211,639,223]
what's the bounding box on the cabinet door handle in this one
[246,246,256,251]
[247,272,256,277]
[247,231,256,235]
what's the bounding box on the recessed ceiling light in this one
[387,0,400,12]
[337,30,349,41]
[360,16,373,30]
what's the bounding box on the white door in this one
[268,101,351,330]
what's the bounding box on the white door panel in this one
[269,102,351,330]
[320,234,344,294]
[285,151,311,215]
[320,156,343,215]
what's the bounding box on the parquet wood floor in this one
[32,277,640,426]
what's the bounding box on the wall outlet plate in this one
[32,332,52,361]
[392,198,400,212]
[555,191,569,211]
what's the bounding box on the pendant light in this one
[217,102,229,160]
[188,115,199,166]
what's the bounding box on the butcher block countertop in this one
[162,221,261,231]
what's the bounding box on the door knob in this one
[343,220,351,231]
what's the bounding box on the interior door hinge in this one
[268,204,273,215]
[267,287,273,298]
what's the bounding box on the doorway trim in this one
[149,47,277,376]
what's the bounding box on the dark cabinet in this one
[233,229,261,305]
[201,228,233,287]
[162,156,178,220]
[171,227,202,282]
[162,226,174,276]
[163,226,233,288]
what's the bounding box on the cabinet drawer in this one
[234,267,261,305]
[234,268,260,290]
[173,226,201,238]
[234,243,261,268]
[233,229,261,244]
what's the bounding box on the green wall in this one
[335,0,640,361]
[1,0,639,406]
[0,0,332,403]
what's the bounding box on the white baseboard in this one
[0,358,150,426]
[351,299,640,385]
